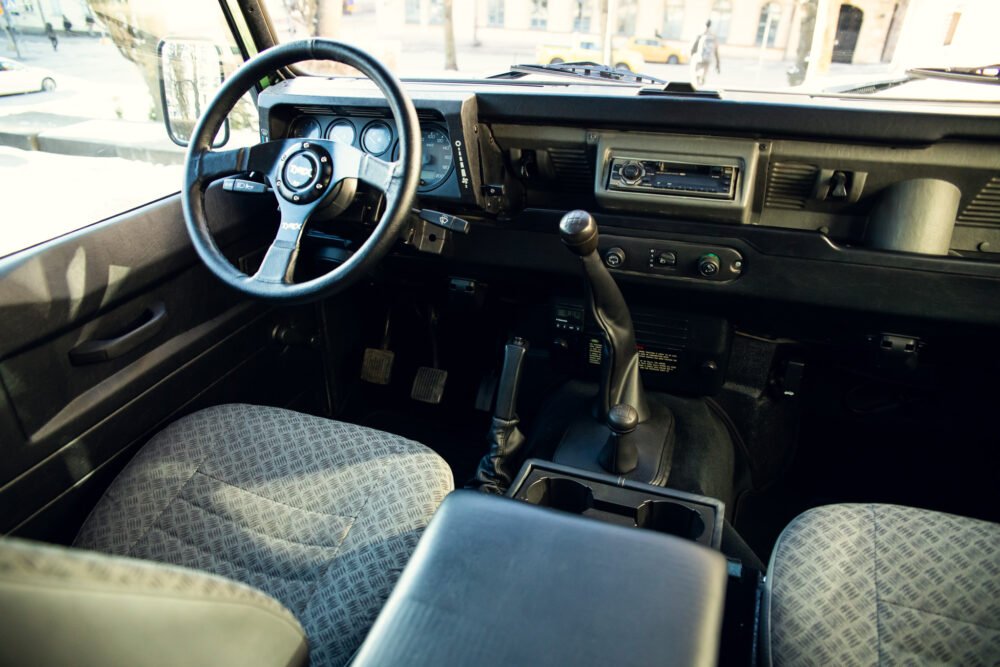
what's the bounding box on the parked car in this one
[622,36,686,64]
[0,57,57,96]
[536,38,646,72]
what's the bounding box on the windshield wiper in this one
[831,63,1000,95]
[491,61,666,86]
[908,64,1000,84]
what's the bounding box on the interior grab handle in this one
[69,301,168,365]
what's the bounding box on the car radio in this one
[608,157,738,200]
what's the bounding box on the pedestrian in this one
[45,22,58,52]
[62,15,73,33]
[690,20,721,87]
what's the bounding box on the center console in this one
[352,490,728,667]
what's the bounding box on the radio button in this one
[620,161,644,185]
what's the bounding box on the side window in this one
[0,3,254,259]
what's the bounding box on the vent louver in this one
[957,176,1000,227]
[765,162,818,210]
[289,105,443,122]
[547,147,594,190]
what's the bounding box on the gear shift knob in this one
[608,404,639,435]
[603,403,639,474]
[559,210,599,256]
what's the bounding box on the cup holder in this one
[523,477,594,514]
[634,500,706,540]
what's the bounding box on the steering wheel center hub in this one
[276,143,333,203]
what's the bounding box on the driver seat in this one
[67,404,453,666]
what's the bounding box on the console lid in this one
[352,490,727,666]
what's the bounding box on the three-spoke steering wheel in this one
[182,39,421,301]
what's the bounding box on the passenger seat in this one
[763,503,1000,666]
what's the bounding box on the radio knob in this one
[697,253,721,278]
[620,161,644,185]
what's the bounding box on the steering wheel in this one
[182,39,421,301]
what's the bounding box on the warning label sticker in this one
[587,338,679,374]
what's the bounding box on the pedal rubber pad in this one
[411,367,448,404]
[361,348,395,385]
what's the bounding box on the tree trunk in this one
[443,0,457,71]
[315,0,341,38]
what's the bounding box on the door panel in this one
[0,190,324,543]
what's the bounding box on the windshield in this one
[264,0,999,102]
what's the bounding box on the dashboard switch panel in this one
[600,236,744,283]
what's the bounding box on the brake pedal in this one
[411,367,448,404]
[361,348,395,385]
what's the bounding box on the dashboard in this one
[257,77,1000,328]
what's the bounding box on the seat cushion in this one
[0,537,307,667]
[763,504,1000,666]
[74,404,453,667]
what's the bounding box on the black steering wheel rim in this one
[182,39,421,302]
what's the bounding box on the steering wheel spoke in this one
[194,141,286,183]
[253,205,314,285]
[325,142,399,192]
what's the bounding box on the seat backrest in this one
[0,537,308,667]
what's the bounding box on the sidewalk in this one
[0,111,184,165]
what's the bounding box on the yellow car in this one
[624,36,686,64]
[536,39,646,73]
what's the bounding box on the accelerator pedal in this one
[411,367,448,404]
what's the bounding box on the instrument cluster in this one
[287,115,454,193]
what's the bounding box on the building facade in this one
[397,0,992,66]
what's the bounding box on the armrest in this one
[352,490,727,667]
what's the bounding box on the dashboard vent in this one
[547,147,594,191]
[957,176,1000,227]
[288,105,443,122]
[765,162,818,210]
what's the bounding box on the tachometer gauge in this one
[418,127,453,191]
[361,122,392,155]
[288,116,322,139]
[326,119,356,145]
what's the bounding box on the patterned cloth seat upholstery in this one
[763,504,1000,666]
[74,404,454,667]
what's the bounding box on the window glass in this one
[530,0,548,30]
[261,0,1000,104]
[0,0,253,258]
[710,0,732,43]
[487,0,505,27]
[661,0,684,40]
[756,2,781,47]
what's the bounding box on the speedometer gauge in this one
[418,127,453,191]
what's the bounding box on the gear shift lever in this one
[559,210,649,422]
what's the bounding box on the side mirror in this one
[157,39,229,147]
